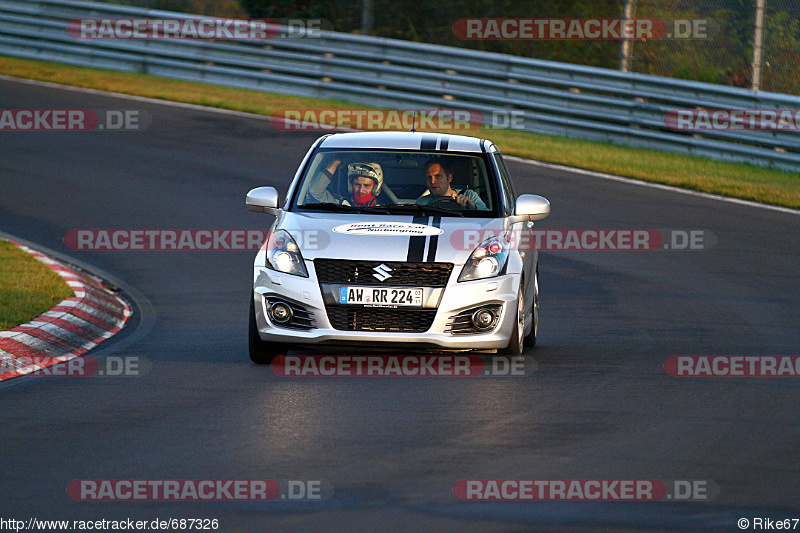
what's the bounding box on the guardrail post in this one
[751,0,765,91]
[619,0,635,73]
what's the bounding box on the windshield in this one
[291,149,499,217]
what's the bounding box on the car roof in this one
[317,131,487,153]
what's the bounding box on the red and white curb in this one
[0,241,131,381]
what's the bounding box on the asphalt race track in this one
[1,77,799,531]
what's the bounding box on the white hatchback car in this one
[247,131,550,362]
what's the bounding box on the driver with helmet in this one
[307,159,384,207]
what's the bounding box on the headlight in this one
[458,235,509,281]
[266,230,308,277]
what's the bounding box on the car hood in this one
[275,211,508,264]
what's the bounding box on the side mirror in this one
[246,187,280,214]
[515,194,550,220]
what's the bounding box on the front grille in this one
[315,259,452,287]
[325,306,436,332]
[265,296,315,330]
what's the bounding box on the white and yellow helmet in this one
[347,162,383,195]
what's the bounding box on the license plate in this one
[339,286,423,307]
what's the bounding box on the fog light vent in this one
[264,296,315,330]
[471,308,496,330]
[270,302,293,324]
[446,304,502,334]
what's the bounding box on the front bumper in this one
[252,264,520,350]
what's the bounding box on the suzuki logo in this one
[373,264,393,281]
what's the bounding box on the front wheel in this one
[249,296,288,364]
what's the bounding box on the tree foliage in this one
[98,0,799,94]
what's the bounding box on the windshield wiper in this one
[352,206,393,214]
[300,202,464,217]
[298,202,359,213]
[300,203,394,215]
[382,204,464,217]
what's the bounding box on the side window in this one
[491,152,516,216]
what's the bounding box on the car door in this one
[489,145,536,310]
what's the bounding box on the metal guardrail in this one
[1,0,799,172]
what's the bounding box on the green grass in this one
[1,55,799,209]
[0,240,74,331]
[485,129,800,209]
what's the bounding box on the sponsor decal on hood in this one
[332,222,443,236]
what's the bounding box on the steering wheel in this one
[430,196,461,207]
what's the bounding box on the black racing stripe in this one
[420,134,437,150]
[426,216,441,262]
[407,215,427,262]
[439,136,449,151]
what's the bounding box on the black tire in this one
[524,267,538,348]
[524,321,537,347]
[249,297,288,364]
[500,281,525,356]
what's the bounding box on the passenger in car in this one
[307,159,384,207]
[417,158,487,210]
